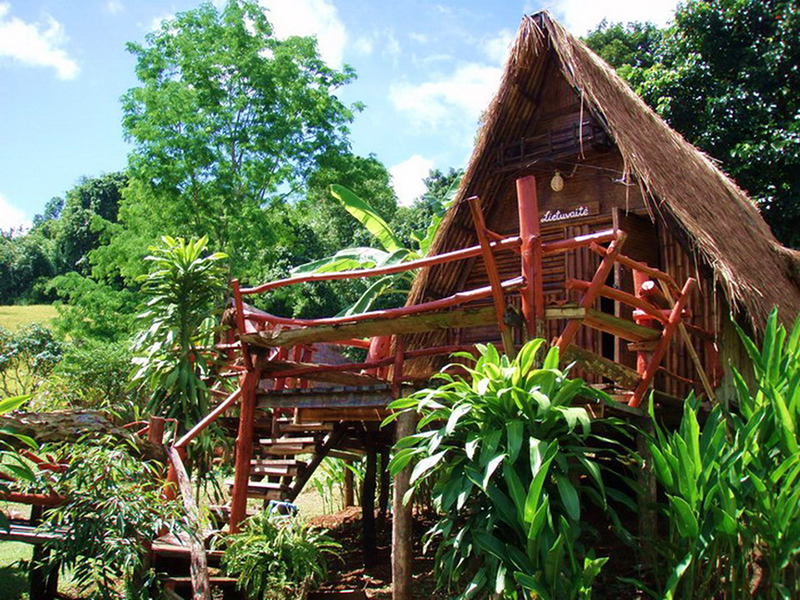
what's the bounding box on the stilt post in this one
[362,432,378,568]
[392,410,415,600]
[516,175,545,339]
[229,369,260,533]
[467,196,515,357]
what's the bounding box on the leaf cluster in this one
[387,340,631,599]
[643,309,800,598]
[222,512,340,600]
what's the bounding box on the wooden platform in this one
[258,385,395,410]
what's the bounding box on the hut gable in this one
[409,11,800,331]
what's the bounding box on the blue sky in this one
[0,0,678,230]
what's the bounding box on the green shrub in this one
[645,309,800,599]
[41,442,184,600]
[222,512,340,600]
[387,340,628,599]
[0,323,63,396]
[33,340,142,415]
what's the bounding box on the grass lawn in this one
[0,542,32,600]
[0,305,58,332]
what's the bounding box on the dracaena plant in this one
[645,309,800,599]
[0,394,37,530]
[291,180,458,316]
[386,340,630,599]
[131,235,228,429]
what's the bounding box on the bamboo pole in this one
[467,196,515,357]
[629,278,696,407]
[229,370,260,533]
[516,175,545,339]
[167,448,211,600]
[392,410,415,600]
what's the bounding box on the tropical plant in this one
[386,340,628,599]
[130,236,228,430]
[0,394,37,530]
[644,309,800,599]
[33,340,142,414]
[222,512,340,600]
[0,324,63,397]
[310,456,364,513]
[40,441,184,600]
[291,177,459,316]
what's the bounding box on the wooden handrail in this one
[565,279,668,324]
[173,388,242,450]
[240,236,523,295]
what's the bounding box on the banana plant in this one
[385,340,631,599]
[291,179,458,316]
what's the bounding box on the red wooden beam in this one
[556,231,627,353]
[467,196,515,356]
[174,388,242,450]
[516,175,544,337]
[229,370,260,533]
[542,229,617,256]
[242,276,525,328]
[590,244,681,292]
[240,236,523,295]
[565,278,667,324]
[0,491,65,507]
[629,278,696,408]
[231,279,254,372]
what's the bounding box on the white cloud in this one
[390,155,435,207]
[0,3,79,80]
[258,0,346,68]
[409,32,428,44]
[105,0,123,15]
[0,192,30,232]
[482,28,514,65]
[389,63,502,129]
[352,36,373,56]
[546,0,679,35]
[383,30,400,58]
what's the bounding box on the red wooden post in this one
[556,232,628,353]
[229,369,260,533]
[632,269,651,378]
[516,175,545,338]
[467,196,515,357]
[629,278,696,407]
[231,279,254,371]
[391,335,406,399]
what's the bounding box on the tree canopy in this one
[585,0,800,247]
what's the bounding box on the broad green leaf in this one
[409,450,447,484]
[555,473,581,521]
[331,184,403,253]
[668,495,699,539]
[506,421,523,463]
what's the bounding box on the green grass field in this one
[0,305,58,331]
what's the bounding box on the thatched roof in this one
[408,11,800,332]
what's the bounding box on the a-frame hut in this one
[404,11,800,403]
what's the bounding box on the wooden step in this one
[259,444,315,456]
[224,479,287,500]
[251,458,307,467]
[277,421,334,433]
[259,436,316,445]
[250,463,299,477]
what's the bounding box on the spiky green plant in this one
[387,340,629,599]
[131,236,228,429]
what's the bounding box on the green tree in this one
[584,1,800,247]
[116,0,358,278]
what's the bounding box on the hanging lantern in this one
[550,170,564,192]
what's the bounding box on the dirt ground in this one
[309,504,646,599]
[309,507,442,599]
